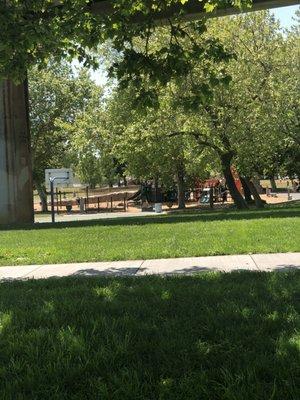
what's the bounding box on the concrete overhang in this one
[91,0,299,22]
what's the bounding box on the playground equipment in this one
[200,188,210,204]
[42,186,141,216]
[127,189,142,202]
[123,183,177,211]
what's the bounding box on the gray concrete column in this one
[0,79,34,224]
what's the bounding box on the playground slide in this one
[127,190,141,201]
[200,194,210,204]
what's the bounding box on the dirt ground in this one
[34,179,297,214]
[34,193,294,215]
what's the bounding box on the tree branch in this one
[168,130,220,151]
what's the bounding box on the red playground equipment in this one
[194,167,242,204]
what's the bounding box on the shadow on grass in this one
[0,271,299,399]
[2,203,300,231]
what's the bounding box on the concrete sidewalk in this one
[0,253,299,281]
[35,210,163,224]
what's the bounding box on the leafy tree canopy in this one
[1,0,251,82]
[29,62,104,190]
[101,10,299,208]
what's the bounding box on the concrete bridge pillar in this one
[0,79,34,225]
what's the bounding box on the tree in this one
[1,0,99,81]
[267,16,300,179]
[1,1,252,82]
[159,11,299,208]
[221,11,300,187]
[103,10,299,210]
[105,86,217,209]
[61,113,104,188]
[29,63,104,210]
[62,109,121,188]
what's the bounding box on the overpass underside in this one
[0,0,298,224]
[91,1,298,21]
[0,81,34,225]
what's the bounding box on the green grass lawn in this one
[0,272,299,399]
[0,204,299,266]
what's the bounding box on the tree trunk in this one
[240,176,253,204]
[220,153,248,209]
[244,177,265,208]
[252,177,264,194]
[177,164,186,209]
[209,187,214,209]
[270,177,277,192]
[35,181,48,212]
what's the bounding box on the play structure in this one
[199,188,211,204]
[195,179,224,204]
[36,164,271,217]
[195,169,243,205]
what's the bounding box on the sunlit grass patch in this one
[0,204,299,266]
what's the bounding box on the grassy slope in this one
[0,272,299,399]
[0,204,299,266]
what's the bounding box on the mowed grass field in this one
[0,203,299,266]
[0,272,299,399]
